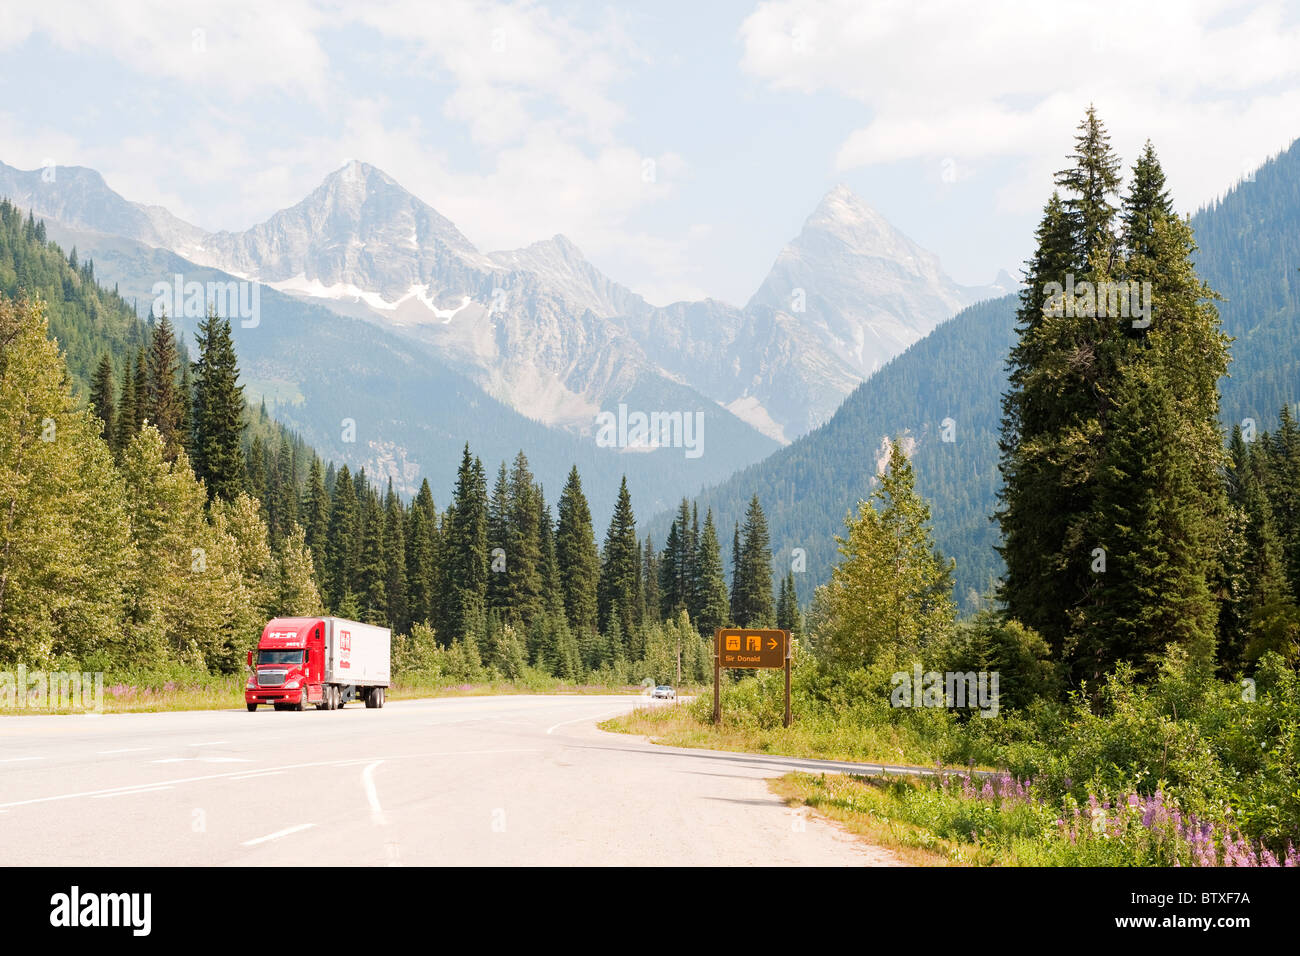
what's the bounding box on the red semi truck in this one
[245,617,391,712]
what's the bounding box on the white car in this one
[652,685,676,700]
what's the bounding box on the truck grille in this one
[257,669,287,687]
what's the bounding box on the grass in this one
[600,698,998,771]
[1,671,677,715]
[770,773,986,866]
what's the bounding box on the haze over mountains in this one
[0,159,1009,447]
[668,139,1300,608]
[4,135,1292,607]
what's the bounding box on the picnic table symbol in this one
[725,634,740,651]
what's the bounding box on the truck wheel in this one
[375,686,385,709]
[330,685,339,710]
[364,688,376,709]
[246,702,257,712]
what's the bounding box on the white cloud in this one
[0,0,332,102]
[740,0,1300,212]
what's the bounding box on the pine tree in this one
[357,489,388,625]
[301,457,330,592]
[113,350,137,456]
[132,345,147,433]
[598,476,641,639]
[89,352,116,445]
[383,481,408,633]
[246,435,267,505]
[406,479,438,629]
[191,310,246,501]
[487,461,511,616]
[556,465,599,635]
[733,494,775,628]
[998,117,1117,655]
[692,509,730,637]
[777,571,800,636]
[642,536,661,625]
[325,466,360,612]
[729,522,742,624]
[658,498,695,619]
[441,445,488,645]
[1264,405,1300,596]
[507,451,544,626]
[144,311,184,459]
[271,435,298,542]
[536,488,563,616]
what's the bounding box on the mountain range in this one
[662,138,1300,608]
[0,157,1006,524]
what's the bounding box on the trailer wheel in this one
[364,687,376,709]
[246,702,257,712]
[375,686,385,709]
[330,685,340,710]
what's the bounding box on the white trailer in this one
[323,617,391,690]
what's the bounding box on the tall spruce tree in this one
[145,311,184,459]
[487,462,511,616]
[692,508,730,636]
[441,445,488,645]
[191,310,246,501]
[507,451,544,626]
[89,352,116,445]
[732,494,775,628]
[597,477,641,640]
[383,481,408,633]
[406,479,438,629]
[113,350,137,456]
[301,457,330,592]
[356,488,388,625]
[325,465,360,611]
[556,465,599,635]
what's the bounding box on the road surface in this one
[0,694,901,866]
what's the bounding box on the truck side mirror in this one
[303,649,310,664]
[247,650,254,668]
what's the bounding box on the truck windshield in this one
[258,650,304,665]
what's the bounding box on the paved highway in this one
[0,694,901,866]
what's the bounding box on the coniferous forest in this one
[4,108,1300,868]
[0,196,784,686]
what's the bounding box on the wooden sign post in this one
[713,628,792,728]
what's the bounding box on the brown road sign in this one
[715,628,788,669]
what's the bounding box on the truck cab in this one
[245,617,390,712]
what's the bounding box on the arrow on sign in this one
[767,638,779,650]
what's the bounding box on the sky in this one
[1,0,1299,306]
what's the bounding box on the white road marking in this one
[151,756,252,764]
[97,747,151,755]
[0,750,544,811]
[189,741,228,747]
[0,756,43,763]
[546,707,637,735]
[230,771,286,781]
[92,786,174,799]
[361,760,386,826]
[241,823,315,847]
